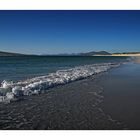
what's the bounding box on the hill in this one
[0,51,26,56]
[79,51,111,56]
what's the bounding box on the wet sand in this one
[100,62,140,129]
[0,73,125,130]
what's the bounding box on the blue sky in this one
[0,10,140,54]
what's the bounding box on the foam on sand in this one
[0,63,121,103]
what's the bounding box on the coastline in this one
[0,62,121,103]
[0,59,137,130]
[93,54,140,56]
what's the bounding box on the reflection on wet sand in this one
[133,57,140,64]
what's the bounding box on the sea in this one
[1,55,139,130]
[0,56,128,81]
[0,56,128,102]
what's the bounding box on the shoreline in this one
[0,60,135,130]
[0,72,125,130]
[0,62,121,103]
[93,54,140,56]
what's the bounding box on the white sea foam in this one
[0,62,121,103]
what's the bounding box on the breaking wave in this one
[0,62,121,103]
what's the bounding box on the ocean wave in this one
[0,62,121,103]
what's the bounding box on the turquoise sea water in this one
[0,56,128,82]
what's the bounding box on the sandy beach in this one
[100,61,140,129]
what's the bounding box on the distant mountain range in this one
[0,50,140,56]
[0,51,111,56]
[41,51,111,56]
[0,51,26,56]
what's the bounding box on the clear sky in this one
[0,10,140,54]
